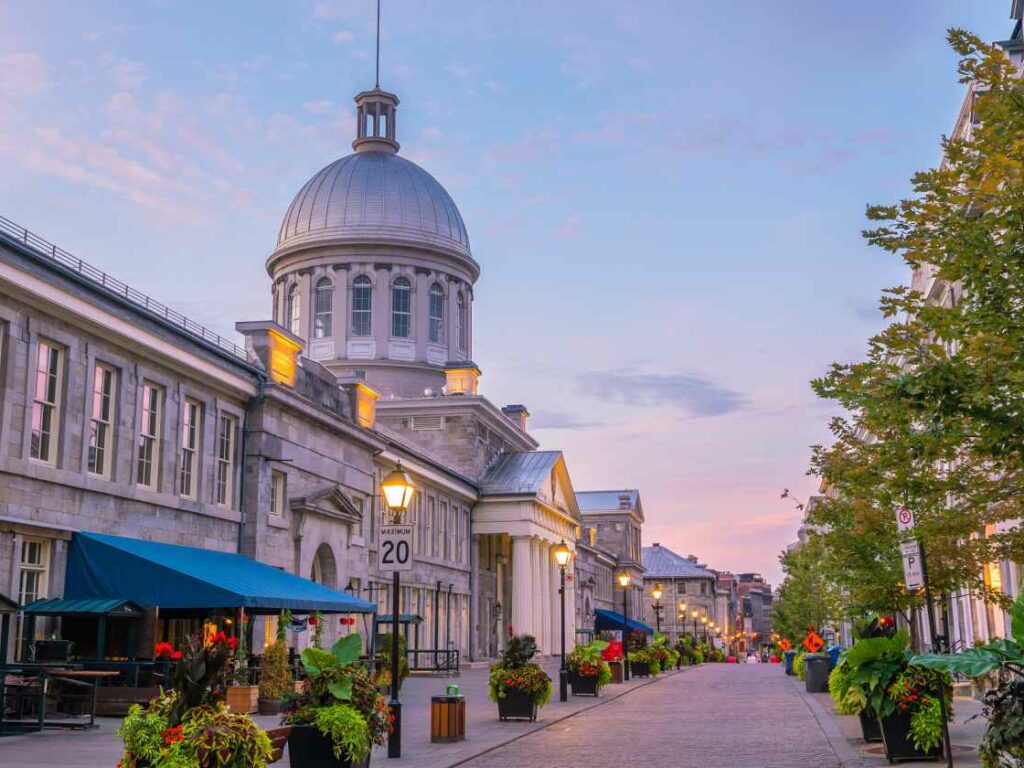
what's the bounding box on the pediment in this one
[290,485,363,525]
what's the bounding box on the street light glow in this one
[381,462,415,519]
[552,539,571,568]
[617,571,631,588]
[652,583,663,601]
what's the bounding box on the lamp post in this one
[651,583,664,635]
[690,609,699,641]
[617,571,631,681]
[678,601,686,644]
[381,462,415,759]
[553,540,572,702]
[701,616,708,643]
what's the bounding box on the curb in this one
[444,666,698,768]
[790,676,871,768]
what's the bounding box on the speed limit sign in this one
[378,524,413,572]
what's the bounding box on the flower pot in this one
[288,725,370,768]
[879,710,941,763]
[497,689,538,722]
[569,672,599,696]
[226,684,259,714]
[258,697,284,715]
[629,661,651,678]
[859,710,883,743]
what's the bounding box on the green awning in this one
[375,614,422,625]
[22,597,145,617]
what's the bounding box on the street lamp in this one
[690,609,699,640]
[617,571,632,681]
[552,539,572,702]
[381,462,414,759]
[651,583,664,635]
[701,616,708,642]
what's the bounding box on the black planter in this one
[879,710,941,763]
[288,725,371,768]
[629,661,651,678]
[859,710,883,743]
[569,672,599,696]
[497,689,538,722]
[34,639,71,662]
[258,697,284,716]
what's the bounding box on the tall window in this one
[313,278,333,338]
[18,537,49,605]
[287,284,300,336]
[429,283,444,343]
[215,413,236,507]
[351,276,372,336]
[456,292,468,353]
[136,383,162,489]
[30,340,62,464]
[270,470,286,516]
[88,364,115,477]
[391,277,411,338]
[179,399,200,498]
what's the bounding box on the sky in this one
[0,1,1012,585]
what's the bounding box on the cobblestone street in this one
[460,664,842,768]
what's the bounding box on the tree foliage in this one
[800,29,1024,626]
[772,534,843,642]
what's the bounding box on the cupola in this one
[353,89,400,154]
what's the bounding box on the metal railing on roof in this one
[0,214,247,361]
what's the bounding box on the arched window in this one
[429,283,444,344]
[457,292,468,353]
[313,278,332,338]
[392,277,411,338]
[351,275,372,336]
[287,284,300,336]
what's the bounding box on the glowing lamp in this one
[553,539,571,568]
[617,572,631,588]
[652,583,663,602]
[381,462,415,520]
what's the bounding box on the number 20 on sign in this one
[378,524,413,572]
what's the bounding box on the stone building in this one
[640,543,719,644]
[0,75,623,663]
[737,573,773,650]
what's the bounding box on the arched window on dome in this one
[313,278,333,338]
[429,283,444,344]
[457,292,468,353]
[392,277,412,338]
[286,284,300,337]
[351,275,372,336]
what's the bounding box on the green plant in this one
[828,660,862,715]
[844,629,910,719]
[309,612,324,648]
[313,704,371,763]
[909,696,944,754]
[692,649,704,664]
[793,652,807,681]
[487,633,552,707]
[230,617,251,687]
[259,639,292,701]
[167,631,236,726]
[376,632,410,688]
[566,640,612,688]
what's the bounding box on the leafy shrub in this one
[313,704,371,763]
[794,652,807,681]
[259,639,292,701]
[376,632,410,688]
[828,661,862,715]
[488,633,552,706]
[566,640,612,688]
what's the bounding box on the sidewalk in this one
[792,675,987,767]
[0,660,691,768]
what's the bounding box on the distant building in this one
[577,491,645,620]
[737,573,773,651]
[640,543,719,644]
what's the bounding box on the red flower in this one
[227,636,239,652]
[161,725,184,745]
[170,650,182,660]
[308,616,319,627]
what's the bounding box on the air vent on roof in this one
[412,415,444,431]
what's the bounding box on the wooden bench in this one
[265,725,291,764]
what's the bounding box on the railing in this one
[0,214,248,361]
[406,648,460,674]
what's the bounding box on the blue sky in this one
[0,1,1010,583]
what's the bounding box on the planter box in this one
[226,685,259,714]
[288,725,370,768]
[34,640,71,662]
[859,710,883,743]
[569,672,599,696]
[258,697,285,716]
[497,690,538,722]
[880,710,941,763]
[629,661,651,678]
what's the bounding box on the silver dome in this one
[274,151,472,262]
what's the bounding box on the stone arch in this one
[310,542,338,589]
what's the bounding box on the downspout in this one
[237,374,266,555]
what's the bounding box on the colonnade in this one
[511,535,575,656]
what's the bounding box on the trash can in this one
[607,660,624,684]
[430,695,466,743]
[783,650,796,675]
[804,653,830,693]
[826,645,841,670]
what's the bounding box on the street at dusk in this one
[1,1,1024,767]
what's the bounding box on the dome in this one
[273,151,472,263]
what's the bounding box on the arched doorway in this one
[310,543,338,589]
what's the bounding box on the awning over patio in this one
[21,598,144,617]
[65,532,376,614]
[593,608,654,635]
[375,614,422,625]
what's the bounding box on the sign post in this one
[895,507,953,768]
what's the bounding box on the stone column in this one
[565,564,577,652]
[530,539,543,649]
[539,540,552,655]
[511,536,534,638]
[549,549,561,658]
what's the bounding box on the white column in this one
[549,551,561,657]
[512,536,534,638]
[539,541,552,655]
[566,565,577,652]
[531,538,543,649]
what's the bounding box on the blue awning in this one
[64,532,376,614]
[22,597,144,617]
[593,608,654,635]
[375,614,422,625]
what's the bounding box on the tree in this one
[772,534,843,643]
[808,30,1024,630]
